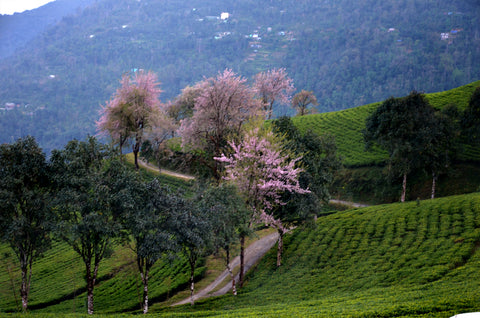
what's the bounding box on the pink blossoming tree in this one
[253,68,295,119]
[215,128,309,280]
[179,69,262,179]
[97,70,162,169]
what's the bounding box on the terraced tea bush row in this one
[3,194,480,316]
[292,103,387,166]
[0,240,201,314]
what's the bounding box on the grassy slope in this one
[165,193,480,317]
[292,80,480,167]
[1,188,480,317]
[0,231,203,314]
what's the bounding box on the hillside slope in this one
[2,192,480,317]
[0,0,479,153]
[166,193,480,317]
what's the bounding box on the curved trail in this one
[329,199,370,208]
[172,232,279,306]
[137,159,195,181]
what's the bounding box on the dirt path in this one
[329,199,370,208]
[172,232,279,306]
[138,159,195,181]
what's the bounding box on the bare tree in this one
[292,90,318,116]
[253,68,295,119]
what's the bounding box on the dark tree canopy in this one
[272,116,341,221]
[0,136,52,312]
[461,86,480,145]
[172,190,214,305]
[121,178,182,313]
[196,184,249,295]
[364,91,440,202]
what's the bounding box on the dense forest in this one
[0,0,479,153]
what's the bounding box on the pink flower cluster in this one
[215,129,309,233]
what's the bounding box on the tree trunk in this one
[133,142,140,170]
[86,270,94,315]
[276,229,284,267]
[141,272,149,314]
[239,234,245,288]
[431,171,437,199]
[189,261,195,306]
[87,283,94,315]
[85,262,99,315]
[401,173,407,202]
[20,261,30,312]
[137,256,153,314]
[225,246,236,296]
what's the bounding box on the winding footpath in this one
[137,159,195,181]
[172,232,280,306]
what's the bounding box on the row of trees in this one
[1,123,339,315]
[0,135,281,314]
[364,87,480,202]
[97,69,319,174]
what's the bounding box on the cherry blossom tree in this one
[215,128,309,276]
[253,68,295,119]
[179,69,262,179]
[97,70,162,169]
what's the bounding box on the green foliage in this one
[271,116,342,222]
[0,136,53,310]
[363,92,440,202]
[461,86,480,146]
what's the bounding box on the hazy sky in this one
[0,0,56,15]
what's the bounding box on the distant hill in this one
[0,0,479,153]
[0,0,97,59]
